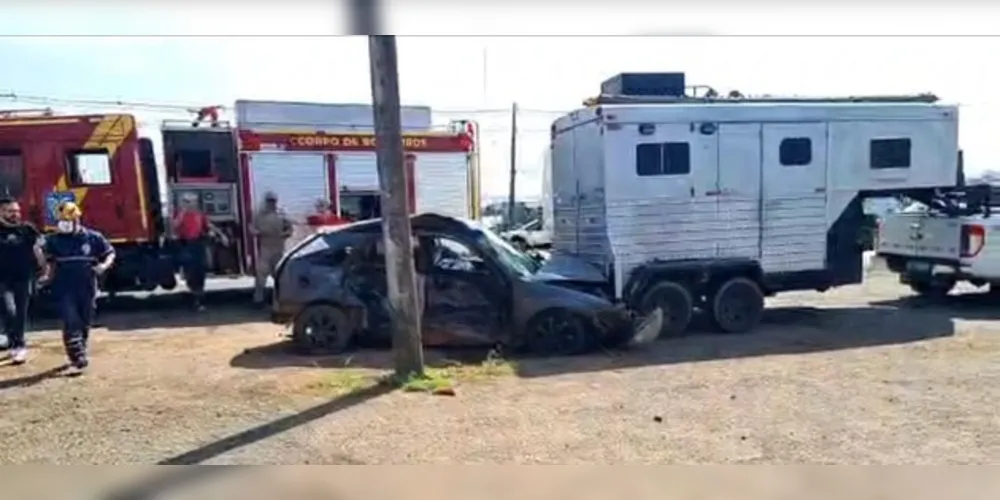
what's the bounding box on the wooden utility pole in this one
[507,102,518,228]
[349,0,381,34]
[368,35,424,377]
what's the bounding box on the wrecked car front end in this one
[520,273,661,349]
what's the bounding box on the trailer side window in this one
[66,150,112,186]
[636,142,690,176]
[779,137,812,166]
[870,138,911,169]
[0,149,25,198]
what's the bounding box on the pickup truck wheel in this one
[909,279,954,298]
[524,309,594,356]
[708,277,765,334]
[638,281,693,338]
[292,304,353,354]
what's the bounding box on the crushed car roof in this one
[320,213,484,235]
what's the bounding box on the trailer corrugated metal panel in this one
[235,100,432,132]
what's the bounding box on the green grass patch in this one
[304,350,517,397]
[304,370,379,395]
[394,350,517,394]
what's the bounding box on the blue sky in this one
[3,4,1000,197]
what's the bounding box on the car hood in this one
[529,253,607,284]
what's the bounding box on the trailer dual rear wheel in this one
[639,281,694,338]
[908,279,955,298]
[707,277,765,334]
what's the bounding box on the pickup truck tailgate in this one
[876,212,962,260]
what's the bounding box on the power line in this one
[0,91,572,117]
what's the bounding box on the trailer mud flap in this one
[628,307,663,347]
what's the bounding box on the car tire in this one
[707,276,765,334]
[291,303,354,354]
[524,309,594,356]
[910,279,954,298]
[638,281,693,338]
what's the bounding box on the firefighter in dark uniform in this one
[43,201,115,374]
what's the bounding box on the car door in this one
[340,234,393,342]
[420,233,507,346]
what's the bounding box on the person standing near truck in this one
[251,191,293,307]
[0,196,46,365]
[43,201,114,374]
[172,192,214,312]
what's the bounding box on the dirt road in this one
[1,271,998,467]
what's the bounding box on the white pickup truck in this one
[876,187,996,296]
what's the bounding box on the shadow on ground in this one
[28,287,267,332]
[871,289,1000,321]
[97,385,390,493]
[231,304,955,379]
[149,382,389,465]
[232,341,492,372]
[0,363,70,392]
[99,386,385,495]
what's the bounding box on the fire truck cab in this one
[0,110,169,293]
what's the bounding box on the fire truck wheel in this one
[707,276,765,334]
[292,303,354,354]
[638,281,693,338]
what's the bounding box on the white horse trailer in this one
[550,73,959,336]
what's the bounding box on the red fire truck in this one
[0,108,479,294]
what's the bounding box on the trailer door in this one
[248,152,328,252]
[610,122,718,262]
[716,123,762,260]
[760,123,829,273]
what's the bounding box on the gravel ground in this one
[1,268,999,467]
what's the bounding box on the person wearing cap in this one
[0,196,46,365]
[250,191,293,306]
[42,201,114,375]
[172,192,217,311]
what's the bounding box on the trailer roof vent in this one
[600,72,686,98]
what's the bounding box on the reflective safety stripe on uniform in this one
[58,288,95,365]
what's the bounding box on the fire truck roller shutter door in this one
[336,152,379,191]
[413,152,471,219]
[248,152,328,252]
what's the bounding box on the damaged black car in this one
[270,213,660,356]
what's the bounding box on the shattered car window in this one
[434,237,483,272]
[477,226,542,278]
[294,236,331,259]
